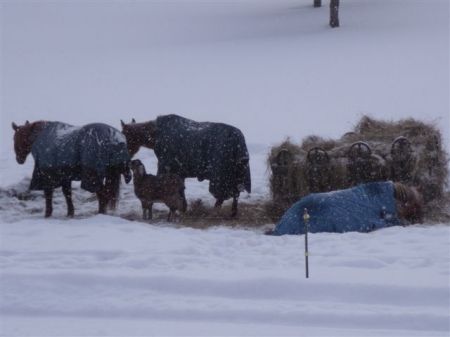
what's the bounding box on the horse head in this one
[394,182,424,224]
[12,120,45,164]
[121,119,157,157]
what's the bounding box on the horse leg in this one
[97,190,107,214]
[147,202,153,220]
[231,196,238,218]
[167,209,174,222]
[62,181,74,217]
[330,0,340,27]
[141,201,147,219]
[44,188,53,218]
[314,0,321,7]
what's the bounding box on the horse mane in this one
[19,121,48,139]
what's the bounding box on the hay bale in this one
[268,116,449,219]
[268,139,308,206]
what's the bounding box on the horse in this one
[267,181,423,235]
[12,120,131,217]
[121,114,251,217]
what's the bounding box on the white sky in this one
[1,0,449,151]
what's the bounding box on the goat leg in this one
[214,199,224,208]
[231,196,238,218]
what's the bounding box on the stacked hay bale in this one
[268,116,449,220]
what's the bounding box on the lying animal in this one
[267,181,423,235]
[130,159,187,221]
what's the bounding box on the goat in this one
[130,159,187,221]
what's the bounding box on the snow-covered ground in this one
[1,215,449,336]
[1,0,449,336]
[1,144,449,336]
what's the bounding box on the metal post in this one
[303,208,310,278]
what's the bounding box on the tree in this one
[313,0,340,28]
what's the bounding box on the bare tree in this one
[313,0,340,28]
[329,0,340,27]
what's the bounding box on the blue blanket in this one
[270,182,401,235]
[154,114,251,201]
[30,122,130,192]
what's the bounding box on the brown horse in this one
[121,115,251,217]
[12,120,131,217]
[394,182,424,224]
[120,118,156,157]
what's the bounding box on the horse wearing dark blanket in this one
[121,114,251,217]
[12,121,131,217]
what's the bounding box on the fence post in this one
[303,208,310,278]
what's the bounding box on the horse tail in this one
[106,168,121,210]
[233,130,251,194]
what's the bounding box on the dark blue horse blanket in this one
[154,114,251,200]
[30,122,130,192]
[270,182,401,235]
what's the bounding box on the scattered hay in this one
[119,199,273,230]
[180,199,273,229]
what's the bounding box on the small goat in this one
[130,159,187,221]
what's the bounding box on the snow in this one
[1,144,449,336]
[1,0,449,335]
[1,215,449,336]
[1,0,449,149]
[54,123,80,140]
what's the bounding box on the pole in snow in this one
[303,208,310,278]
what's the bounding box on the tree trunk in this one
[330,0,340,27]
[314,0,322,7]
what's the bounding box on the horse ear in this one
[12,122,19,131]
[131,118,136,123]
[121,120,126,128]
[25,120,30,125]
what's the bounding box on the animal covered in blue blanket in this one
[121,114,251,217]
[12,120,131,217]
[268,181,423,235]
